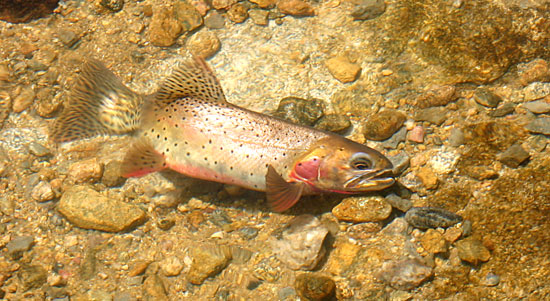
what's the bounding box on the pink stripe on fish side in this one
[167,161,252,189]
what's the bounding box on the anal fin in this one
[266,165,304,212]
[121,138,166,178]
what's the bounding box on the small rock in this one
[12,86,35,113]
[204,10,225,29]
[47,273,66,287]
[388,151,410,176]
[405,207,463,230]
[278,287,297,300]
[415,166,438,189]
[497,144,530,168]
[187,244,231,284]
[407,125,425,143]
[277,0,314,16]
[28,141,51,157]
[57,29,80,48]
[253,256,282,282]
[113,291,136,301]
[524,82,550,101]
[363,109,406,141]
[295,273,335,300]
[518,59,550,86]
[186,30,221,59]
[383,127,407,149]
[448,128,465,147]
[160,256,184,277]
[346,222,382,240]
[102,160,126,187]
[456,237,491,264]
[250,0,276,8]
[378,259,433,291]
[248,9,269,26]
[480,273,500,287]
[174,1,203,32]
[415,85,457,108]
[99,0,124,11]
[27,59,48,71]
[332,195,392,223]
[325,56,361,83]
[420,229,448,254]
[238,227,259,240]
[385,193,412,212]
[68,158,104,183]
[525,117,550,135]
[522,99,550,114]
[227,3,249,23]
[271,215,328,270]
[212,0,236,9]
[57,185,146,232]
[414,107,447,125]
[326,241,361,275]
[489,102,516,117]
[143,274,168,300]
[157,217,175,230]
[128,261,150,277]
[19,264,48,291]
[0,62,10,82]
[274,97,325,126]
[87,289,112,300]
[474,88,502,108]
[313,114,351,133]
[443,225,463,243]
[351,0,386,20]
[31,181,55,202]
[7,236,34,259]
[148,7,183,47]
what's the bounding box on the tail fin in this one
[51,59,144,143]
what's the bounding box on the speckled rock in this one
[271,215,328,271]
[522,99,550,114]
[68,158,104,183]
[313,114,351,133]
[227,3,248,23]
[31,181,55,202]
[148,7,183,47]
[351,0,386,20]
[414,107,447,125]
[388,151,410,176]
[518,58,550,86]
[187,30,221,59]
[277,0,314,17]
[363,110,406,141]
[204,10,225,29]
[174,0,203,32]
[405,207,463,230]
[525,117,550,135]
[248,9,269,26]
[420,229,448,254]
[102,160,126,187]
[6,236,34,259]
[295,273,335,300]
[524,82,550,101]
[378,259,433,291]
[415,85,457,108]
[480,273,500,287]
[12,86,35,113]
[99,0,124,11]
[448,127,465,147]
[332,195,392,223]
[443,225,463,243]
[497,144,530,168]
[19,264,47,291]
[326,241,361,276]
[57,186,146,232]
[187,244,231,284]
[159,256,184,277]
[456,237,491,264]
[274,97,325,126]
[325,56,361,83]
[474,88,502,108]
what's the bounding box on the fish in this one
[51,56,395,212]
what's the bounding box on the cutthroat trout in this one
[52,57,394,212]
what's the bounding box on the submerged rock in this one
[148,7,183,47]
[277,0,314,17]
[497,144,530,168]
[325,55,361,83]
[522,99,550,114]
[187,244,231,284]
[274,97,325,126]
[295,273,335,300]
[525,117,550,135]
[332,195,392,223]
[456,237,491,264]
[351,0,386,21]
[363,110,406,141]
[19,264,48,291]
[474,88,502,108]
[378,259,433,291]
[405,207,463,230]
[6,236,34,259]
[314,114,351,133]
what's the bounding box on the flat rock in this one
[295,273,335,300]
[525,117,550,135]
[363,109,406,141]
[497,144,530,168]
[522,99,550,114]
[420,229,448,254]
[187,244,231,284]
[378,259,433,291]
[277,0,314,17]
[271,214,328,270]
[405,207,463,230]
[325,56,361,83]
[385,193,412,212]
[314,114,351,133]
[332,195,392,223]
[326,241,361,275]
[414,107,447,125]
[57,186,146,232]
[523,82,550,101]
[351,0,386,21]
[518,58,550,86]
[456,237,491,264]
[6,236,34,259]
[489,102,516,117]
[204,10,225,29]
[19,264,47,291]
[474,88,502,108]
[274,97,325,126]
[174,1,203,32]
[68,158,104,183]
[12,86,35,113]
[415,85,457,108]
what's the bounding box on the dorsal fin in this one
[266,165,305,212]
[121,137,166,178]
[154,56,227,106]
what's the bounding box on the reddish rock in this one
[277,0,314,16]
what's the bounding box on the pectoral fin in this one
[121,138,166,178]
[265,165,304,212]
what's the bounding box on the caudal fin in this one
[51,59,144,143]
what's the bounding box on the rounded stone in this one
[277,0,314,16]
[325,56,361,83]
[420,229,448,254]
[314,114,351,133]
[148,7,183,47]
[187,31,221,59]
[363,109,406,141]
[456,237,491,264]
[227,3,249,23]
[295,273,335,300]
[332,195,392,223]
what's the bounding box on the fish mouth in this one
[343,169,395,192]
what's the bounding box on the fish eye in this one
[350,155,373,170]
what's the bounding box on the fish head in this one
[290,137,395,194]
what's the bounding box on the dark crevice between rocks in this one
[0,0,59,24]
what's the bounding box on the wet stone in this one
[326,241,361,276]
[525,116,550,135]
[230,245,253,264]
[325,55,361,83]
[271,214,328,270]
[160,256,184,277]
[363,109,406,141]
[157,217,175,230]
[102,160,126,187]
[385,193,412,212]
[99,0,124,11]
[7,236,34,259]
[489,102,516,117]
[249,9,269,26]
[415,85,457,108]
[420,229,448,254]
[57,185,146,232]
[187,30,221,59]
[474,88,502,108]
[174,1,203,32]
[518,58,550,86]
[204,10,225,29]
[279,287,297,300]
[187,244,231,284]
[148,7,183,47]
[250,0,275,8]
[497,144,530,168]
[143,274,168,301]
[523,82,550,101]
[414,107,447,125]
[314,114,351,133]
[19,264,48,291]
[212,0,236,10]
[522,99,550,114]
[28,141,51,157]
[405,207,463,230]
[448,127,465,147]
[253,256,281,282]
[416,166,438,189]
[443,225,463,243]
[481,273,500,287]
[407,125,425,143]
[238,226,259,240]
[389,152,410,176]
[379,259,433,291]
[31,181,55,202]
[227,3,248,23]
[68,158,104,183]
[383,126,407,149]
[332,195,392,223]
[274,97,325,126]
[12,86,35,113]
[57,29,79,48]
[0,91,11,128]
[351,0,386,20]
[277,0,314,17]
[456,237,491,264]
[295,273,335,300]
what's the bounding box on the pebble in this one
[68,158,104,183]
[383,126,407,149]
[388,151,410,176]
[248,9,269,26]
[250,0,276,8]
[278,287,297,300]
[420,229,448,254]
[19,264,48,290]
[379,259,433,291]
[212,0,237,10]
[160,256,184,277]
[31,180,55,202]
[456,237,491,264]
[102,160,126,187]
[314,114,351,133]
[227,3,249,23]
[253,255,282,282]
[57,185,146,232]
[187,30,221,59]
[12,86,35,113]
[518,58,550,86]
[480,273,500,287]
[294,273,335,300]
[448,127,465,147]
[351,0,386,20]
[415,85,457,108]
[148,7,183,47]
[443,225,463,243]
[204,10,225,29]
[363,110,406,141]
[407,125,425,143]
[385,193,412,212]
[143,274,168,300]
[274,97,325,126]
[6,236,34,259]
[28,141,51,157]
[174,1,203,32]
[277,0,315,16]
[157,217,175,230]
[524,82,550,101]
[332,195,392,223]
[489,102,516,117]
[271,214,328,270]
[238,227,259,240]
[325,56,361,83]
[525,116,550,135]
[497,144,530,168]
[405,207,463,230]
[57,29,80,48]
[416,166,438,189]
[414,107,447,125]
[99,0,124,11]
[187,244,231,284]
[474,88,502,108]
[522,99,550,114]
